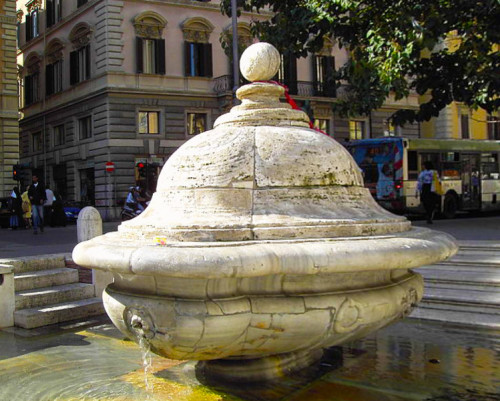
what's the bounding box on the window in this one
[24,72,39,106]
[276,53,297,94]
[134,12,167,75]
[70,45,90,85]
[487,116,500,140]
[181,17,214,78]
[384,120,398,137]
[461,114,470,139]
[25,8,39,41]
[53,124,65,146]
[136,38,165,74]
[349,120,366,140]
[314,119,331,136]
[138,111,159,134]
[46,0,62,28]
[46,60,63,96]
[32,131,42,152]
[312,55,335,97]
[77,0,87,7]
[184,42,212,77]
[186,112,207,135]
[79,116,92,140]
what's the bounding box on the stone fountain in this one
[73,42,457,382]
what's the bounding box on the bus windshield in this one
[347,138,404,200]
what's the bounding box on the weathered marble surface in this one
[73,42,458,382]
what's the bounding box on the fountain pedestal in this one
[73,42,457,382]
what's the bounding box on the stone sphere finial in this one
[240,42,280,82]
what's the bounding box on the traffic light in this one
[13,165,21,181]
[136,162,146,178]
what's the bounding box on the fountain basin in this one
[73,227,456,380]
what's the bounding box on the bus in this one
[346,137,500,218]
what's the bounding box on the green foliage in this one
[221,0,500,125]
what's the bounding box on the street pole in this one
[231,0,240,103]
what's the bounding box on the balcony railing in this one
[213,75,336,98]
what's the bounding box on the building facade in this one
[0,0,20,197]
[17,0,420,218]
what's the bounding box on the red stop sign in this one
[105,162,115,172]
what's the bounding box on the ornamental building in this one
[17,0,421,217]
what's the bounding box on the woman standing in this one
[416,161,440,224]
[9,187,23,229]
[21,187,32,229]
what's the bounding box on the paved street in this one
[0,220,120,258]
[0,213,498,259]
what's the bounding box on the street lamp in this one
[231,0,240,102]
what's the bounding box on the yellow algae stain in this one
[120,367,242,401]
[0,352,51,370]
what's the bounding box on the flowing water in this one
[0,319,498,401]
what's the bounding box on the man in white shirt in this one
[44,187,55,227]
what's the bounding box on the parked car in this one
[0,197,13,228]
[64,204,82,223]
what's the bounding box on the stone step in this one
[15,283,96,310]
[410,302,500,329]
[0,255,66,274]
[416,267,500,286]
[15,268,79,291]
[422,284,500,307]
[14,298,106,329]
[440,251,500,267]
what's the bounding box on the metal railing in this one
[213,75,337,98]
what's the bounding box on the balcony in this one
[213,75,337,98]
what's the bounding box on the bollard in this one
[0,264,15,328]
[76,207,113,298]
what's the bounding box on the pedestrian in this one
[28,174,47,234]
[21,187,32,229]
[44,187,55,227]
[8,187,23,230]
[50,191,67,227]
[416,161,440,224]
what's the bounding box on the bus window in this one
[419,153,440,171]
[481,153,499,179]
[408,151,418,179]
[441,161,461,179]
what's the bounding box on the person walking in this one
[21,187,32,229]
[8,187,23,230]
[28,174,47,234]
[416,161,440,224]
[44,187,55,227]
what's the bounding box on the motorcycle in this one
[120,202,143,221]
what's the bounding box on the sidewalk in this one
[0,221,120,258]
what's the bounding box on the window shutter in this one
[85,45,91,80]
[47,0,54,27]
[25,14,32,41]
[46,64,54,96]
[70,50,78,85]
[285,54,297,94]
[203,43,213,77]
[57,0,62,22]
[184,42,192,76]
[136,37,143,73]
[312,56,319,95]
[156,39,166,75]
[324,56,335,97]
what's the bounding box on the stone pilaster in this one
[0,0,20,196]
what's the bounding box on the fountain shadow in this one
[153,347,347,401]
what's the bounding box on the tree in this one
[221,0,499,125]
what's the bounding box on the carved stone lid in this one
[118,42,410,242]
